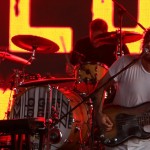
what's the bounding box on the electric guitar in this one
[98,102,150,146]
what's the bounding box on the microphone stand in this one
[19,46,37,85]
[112,0,146,31]
[116,5,124,57]
[112,0,146,58]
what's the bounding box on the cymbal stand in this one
[20,46,37,82]
[23,45,37,67]
[116,7,124,57]
[112,0,146,58]
[31,45,37,61]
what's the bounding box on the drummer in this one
[66,18,130,76]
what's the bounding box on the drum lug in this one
[75,126,81,132]
[64,139,73,143]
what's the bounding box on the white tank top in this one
[109,55,150,107]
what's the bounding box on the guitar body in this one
[99,102,150,146]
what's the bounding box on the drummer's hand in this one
[66,63,75,77]
[97,112,113,132]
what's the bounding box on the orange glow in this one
[0,89,13,119]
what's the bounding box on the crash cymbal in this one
[11,35,59,53]
[0,51,31,65]
[94,31,142,44]
[18,78,76,87]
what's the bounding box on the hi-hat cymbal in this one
[0,51,31,65]
[94,31,143,44]
[18,78,76,87]
[11,35,59,53]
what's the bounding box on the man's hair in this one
[89,18,108,32]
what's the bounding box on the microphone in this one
[140,47,150,58]
[144,47,150,54]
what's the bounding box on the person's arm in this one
[94,72,115,131]
[65,42,79,76]
[66,40,85,76]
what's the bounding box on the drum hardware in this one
[2,69,22,119]
[11,34,60,70]
[48,90,94,149]
[112,0,145,57]
[4,69,42,120]
[45,104,60,146]
[3,69,24,119]
[94,30,143,46]
[18,77,76,87]
[47,127,62,144]
[0,51,31,65]
[93,1,145,58]
[10,86,89,149]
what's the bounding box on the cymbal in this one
[18,78,76,87]
[0,51,31,65]
[94,31,143,44]
[11,35,59,53]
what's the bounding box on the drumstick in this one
[59,36,71,64]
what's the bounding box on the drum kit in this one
[0,30,142,150]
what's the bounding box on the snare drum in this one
[74,62,108,94]
[10,86,89,150]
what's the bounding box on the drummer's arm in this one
[94,72,114,131]
[66,46,83,77]
[65,48,77,77]
[66,62,75,77]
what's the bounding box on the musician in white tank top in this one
[110,55,150,107]
[108,54,150,149]
[95,28,150,150]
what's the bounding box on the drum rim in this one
[75,61,108,69]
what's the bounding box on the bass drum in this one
[10,86,89,150]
